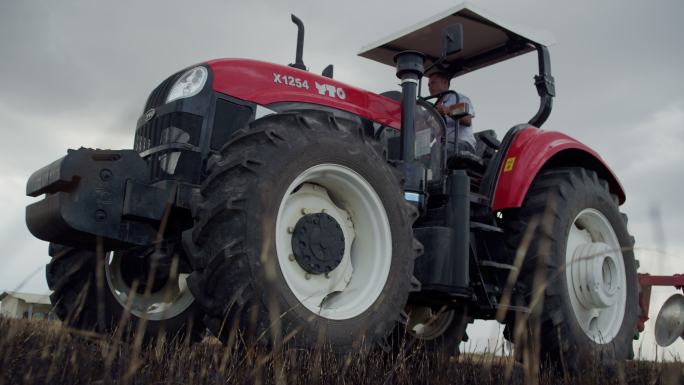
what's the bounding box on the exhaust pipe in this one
[288,14,307,71]
[393,51,428,212]
[393,50,425,162]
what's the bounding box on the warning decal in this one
[503,157,516,172]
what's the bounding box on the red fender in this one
[207,59,402,129]
[491,127,626,211]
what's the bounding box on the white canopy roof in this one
[358,2,555,78]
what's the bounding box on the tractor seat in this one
[447,148,485,172]
[474,130,500,152]
[473,130,500,161]
[447,130,500,172]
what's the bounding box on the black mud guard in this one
[26,148,164,250]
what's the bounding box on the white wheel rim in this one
[407,305,455,340]
[275,164,392,320]
[565,208,626,343]
[104,253,195,321]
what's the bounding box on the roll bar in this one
[528,44,555,128]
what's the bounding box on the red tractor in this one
[28,4,671,371]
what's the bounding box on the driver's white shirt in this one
[439,92,476,149]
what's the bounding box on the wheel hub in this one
[571,242,620,309]
[275,167,392,320]
[291,213,346,274]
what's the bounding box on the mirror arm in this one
[420,56,447,97]
[422,24,463,98]
[423,55,446,76]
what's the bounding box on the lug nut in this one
[325,273,330,279]
[287,227,294,234]
[305,273,311,280]
[288,254,295,261]
[301,208,308,215]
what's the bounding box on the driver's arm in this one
[459,95,475,127]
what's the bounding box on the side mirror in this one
[442,24,463,57]
[424,24,463,75]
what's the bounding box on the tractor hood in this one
[358,2,554,78]
[207,58,402,129]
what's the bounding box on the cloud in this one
[609,101,684,252]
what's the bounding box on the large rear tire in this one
[503,167,638,372]
[184,110,420,350]
[46,243,202,341]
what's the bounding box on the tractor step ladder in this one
[479,260,518,272]
[470,221,503,233]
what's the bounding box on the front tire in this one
[503,167,638,372]
[185,110,421,350]
[46,243,202,341]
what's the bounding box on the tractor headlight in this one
[166,66,208,103]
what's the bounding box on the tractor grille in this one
[143,71,183,111]
[134,112,204,183]
[134,112,203,153]
[146,150,202,183]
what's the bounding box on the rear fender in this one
[491,127,625,211]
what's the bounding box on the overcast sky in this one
[1,0,682,359]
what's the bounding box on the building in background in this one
[0,291,55,320]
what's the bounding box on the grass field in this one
[0,317,681,385]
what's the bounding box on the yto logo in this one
[315,82,346,100]
[143,108,156,122]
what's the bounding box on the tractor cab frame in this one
[352,4,565,320]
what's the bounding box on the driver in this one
[427,72,476,153]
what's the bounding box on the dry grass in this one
[0,317,681,385]
[5,170,680,384]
